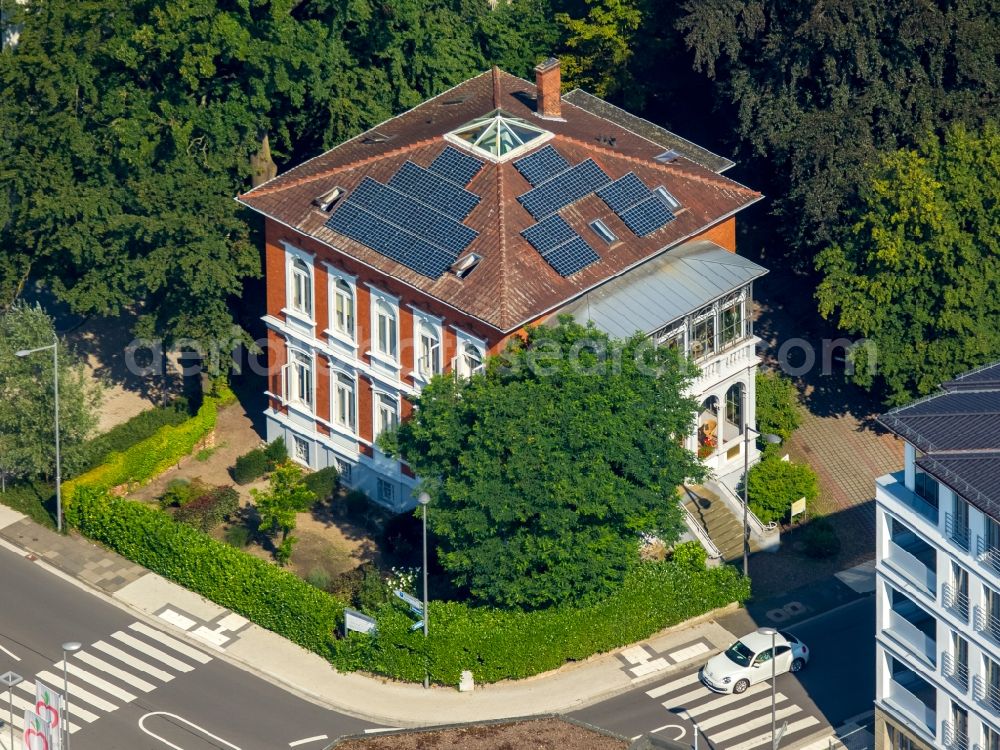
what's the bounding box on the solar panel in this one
[513,145,570,186]
[620,194,676,237]
[518,159,611,219]
[429,146,484,187]
[522,215,577,253]
[540,236,600,277]
[389,161,480,220]
[597,172,650,213]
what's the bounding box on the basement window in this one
[589,219,617,245]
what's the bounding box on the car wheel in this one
[733,678,750,694]
[791,658,804,673]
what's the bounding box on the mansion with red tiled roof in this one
[237,59,767,512]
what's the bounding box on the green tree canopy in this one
[815,123,1000,403]
[555,0,642,98]
[382,318,704,610]
[0,303,102,482]
[755,370,800,443]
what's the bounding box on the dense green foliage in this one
[556,0,641,98]
[384,319,703,610]
[67,488,344,656]
[0,481,56,529]
[175,486,240,532]
[815,124,1000,403]
[746,457,819,524]
[251,462,316,563]
[678,0,999,257]
[232,438,287,484]
[755,370,801,443]
[78,400,192,475]
[0,302,101,482]
[802,516,840,559]
[303,465,339,502]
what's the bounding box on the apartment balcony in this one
[973,675,1000,713]
[946,512,971,553]
[885,677,936,734]
[941,651,969,692]
[973,605,1000,644]
[885,538,937,596]
[886,609,936,666]
[878,471,939,528]
[942,582,970,623]
[976,536,1000,576]
[943,720,970,750]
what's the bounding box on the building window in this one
[984,723,1000,750]
[335,459,353,483]
[719,294,745,347]
[333,277,355,339]
[375,300,397,359]
[886,725,918,750]
[589,219,617,244]
[418,322,441,378]
[655,324,684,352]
[377,478,395,505]
[690,308,715,359]
[725,383,744,431]
[375,392,399,438]
[286,350,313,410]
[333,371,356,431]
[290,257,312,317]
[913,459,939,508]
[462,342,484,376]
[293,435,310,464]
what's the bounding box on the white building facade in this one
[874,364,1000,750]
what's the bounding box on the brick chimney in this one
[534,57,561,119]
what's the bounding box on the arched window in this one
[333,371,356,431]
[286,349,313,411]
[463,342,484,376]
[290,258,312,317]
[725,383,744,432]
[418,322,441,377]
[333,277,354,338]
[375,392,399,437]
[375,300,397,358]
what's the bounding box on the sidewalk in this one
[0,505,739,727]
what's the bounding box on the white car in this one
[700,630,809,694]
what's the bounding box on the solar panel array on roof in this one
[521,215,599,277]
[597,173,650,213]
[389,161,481,220]
[429,146,484,187]
[518,159,611,219]
[513,145,570,186]
[597,171,676,237]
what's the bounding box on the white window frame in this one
[369,289,399,364]
[328,267,357,342]
[335,458,353,484]
[377,478,395,505]
[411,309,443,380]
[719,289,748,349]
[292,435,310,465]
[461,342,484,376]
[332,368,357,433]
[283,348,315,412]
[453,328,487,378]
[284,247,315,323]
[374,390,400,440]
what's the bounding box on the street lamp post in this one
[0,671,23,750]
[15,335,62,533]
[757,627,778,749]
[60,642,81,750]
[741,419,781,577]
[417,491,431,689]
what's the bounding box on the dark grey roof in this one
[563,89,736,174]
[879,359,1000,522]
[558,239,768,339]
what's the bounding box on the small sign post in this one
[343,608,377,637]
[790,497,807,522]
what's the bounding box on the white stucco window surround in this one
[282,346,315,415]
[326,264,357,344]
[331,366,358,436]
[367,286,400,367]
[410,306,443,381]
[373,389,400,441]
[281,242,316,326]
[453,327,486,377]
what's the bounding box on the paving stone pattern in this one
[0,518,146,593]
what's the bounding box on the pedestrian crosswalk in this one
[0,620,213,743]
[640,668,823,749]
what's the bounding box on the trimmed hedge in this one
[66,488,344,656]
[76,399,192,475]
[64,389,233,498]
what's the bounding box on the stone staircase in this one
[682,484,762,564]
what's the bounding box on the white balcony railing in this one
[977,537,1000,576]
[973,605,1000,644]
[973,675,1000,713]
[943,581,970,622]
[887,679,935,732]
[887,610,936,664]
[943,720,970,750]
[945,512,971,552]
[942,651,969,692]
[886,539,937,594]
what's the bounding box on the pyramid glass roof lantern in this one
[447,110,551,161]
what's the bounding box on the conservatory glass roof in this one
[447,110,550,160]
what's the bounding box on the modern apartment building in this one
[237,59,766,511]
[874,362,1000,750]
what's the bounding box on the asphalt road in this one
[571,595,876,749]
[0,545,376,750]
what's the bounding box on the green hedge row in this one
[64,389,233,498]
[336,552,750,684]
[66,488,344,656]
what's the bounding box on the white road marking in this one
[651,724,685,740]
[35,670,117,712]
[111,632,195,672]
[710,703,801,743]
[128,623,212,664]
[362,728,400,734]
[158,609,197,631]
[660,685,710,710]
[5,687,83,731]
[75,651,157,692]
[0,644,21,662]
[668,643,710,662]
[694,693,789,730]
[139,712,241,750]
[645,671,701,698]
[92,641,173,682]
[62,662,137,703]
[725,716,820,750]
[289,735,329,747]
[631,658,669,677]
[685,681,771,716]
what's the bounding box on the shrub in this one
[232,448,269,484]
[756,371,802,443]
[175,486,239,532]
[671,540,708,570]
[0,480,55,528]
[355,563,391,613]
[303,466,338,503]
[75,399,191,475]
[345,490,369,517]
[746,457,819,524]
[224,523,251,548]
[306,568,331,590]
[802,517,841,558]
[264,437,288,466]
[66,488,344,657]
[160,478,193,509]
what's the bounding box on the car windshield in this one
[724,640,754,668]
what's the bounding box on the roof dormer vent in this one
[655,149,681,163]
[452,253,482,279]
[313,186,345,212]
[361,131,392,145]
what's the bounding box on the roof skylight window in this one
[655,186,681,210]
[447,110,551,161]
[589,219,617,244]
